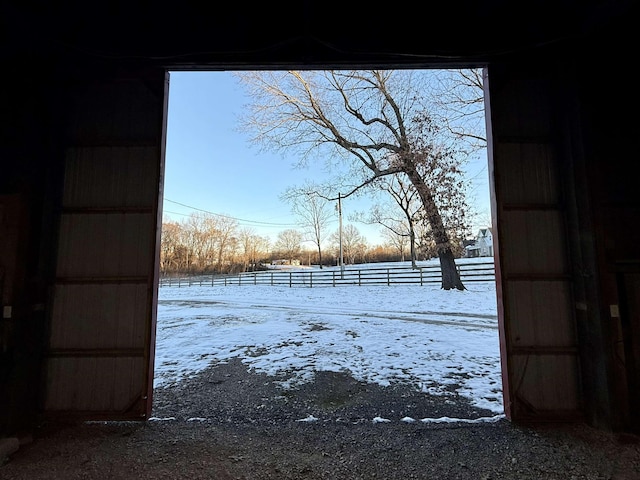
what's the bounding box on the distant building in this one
[271,259,301,266]
[465,227,494,258]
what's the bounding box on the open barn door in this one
[42,69,168,420]
[485,64,583,423]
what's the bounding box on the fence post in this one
[178,278,181,288]
[333,271,336,287]
[271,272,274,286]
[387,268,390,286]
[289,272,292,288]
[358,270,361,286]
[310,272,313,288]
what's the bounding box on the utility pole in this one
[338,192,344,278]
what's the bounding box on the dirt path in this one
[2,359,639,479]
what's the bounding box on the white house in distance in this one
[465,227,494,258]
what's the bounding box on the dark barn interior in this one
[0,0,638,449]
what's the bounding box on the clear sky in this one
[162,71,492,246]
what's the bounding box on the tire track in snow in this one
[158,298,498,330]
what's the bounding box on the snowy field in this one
[154,260,504,415]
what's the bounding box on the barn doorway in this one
[152,69,503,425]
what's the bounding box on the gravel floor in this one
[2,358,639,480]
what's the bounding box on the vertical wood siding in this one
[44,71,166,419]
[486,63,581,421]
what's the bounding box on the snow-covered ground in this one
[154,259,504,415]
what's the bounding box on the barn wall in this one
[574,51,640,432]
[42,68,167,419]
[0,0,636,436]
[0,67,63,435]
[487,38,640,431]
[486,60,583,422]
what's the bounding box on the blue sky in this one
[162,71,492,246]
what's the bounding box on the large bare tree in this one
[237,70,469,289]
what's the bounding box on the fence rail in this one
[159,261,495,288]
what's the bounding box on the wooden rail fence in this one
[159,261,495,288]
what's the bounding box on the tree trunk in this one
[404,165,465,290]
[317,246,323,269]
[409,228,417,269]
[439,248,465,290]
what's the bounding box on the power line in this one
[163,198,298,227]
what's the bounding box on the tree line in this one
[159,213,468,275]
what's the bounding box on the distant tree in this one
[368,244,397,263]
[160,213,243,274]
[237,70,469,289]
[238,228,271,271]
[365,175,422,267]
[274,229,303,263]
[282,184,334,268]
[183,214,208,271]
[160,221,183,273]
[380,223,409,262]
[330,224,367,265]
[203,215,238,273]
